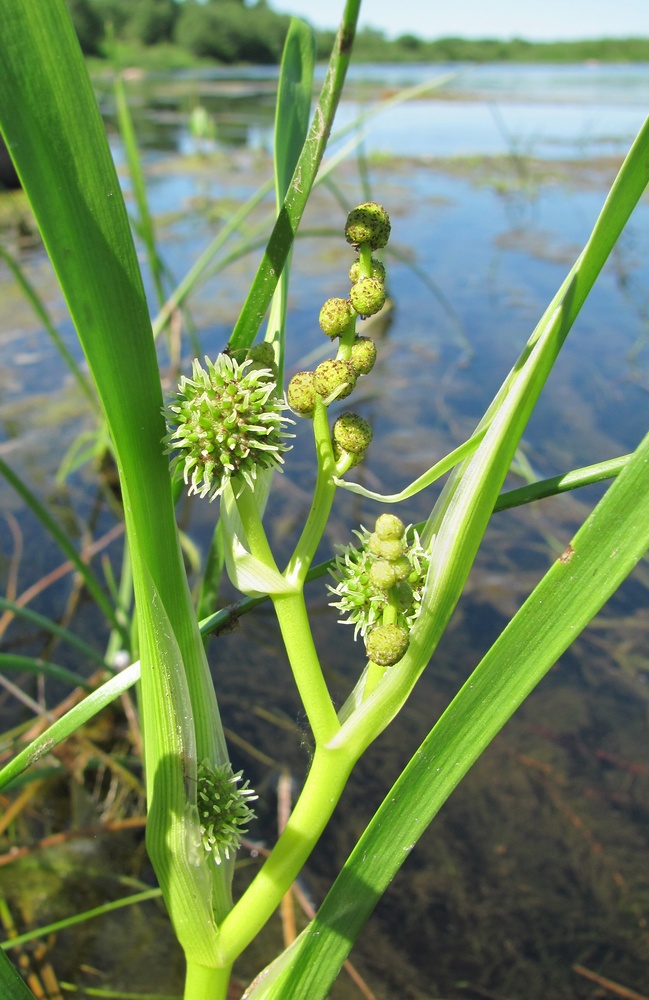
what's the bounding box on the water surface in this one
[1,62,648,1000]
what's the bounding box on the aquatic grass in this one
[1,2,648,998]
[114,71,167,312]
[0,456,127,644]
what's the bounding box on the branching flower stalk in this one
[160,201,403,975]
[2,2,649,990]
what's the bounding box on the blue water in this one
[1,61,649,1000]
[161,61,649,160]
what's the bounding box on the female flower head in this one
[163,352,293,501]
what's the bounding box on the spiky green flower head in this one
[328,516,431,641]
[319,298,355,338]
[197,759,257,865]
[349,256,386,285]
[163,353,293,501]
[349,277,386,318]
[349,335,377,376]
[344,202,391,251]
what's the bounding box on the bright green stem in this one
[336,315,358,362]
[234,481,282,574]
[284,396,338,585]
[216,744,355,964]
[272,591,339,744]
[363,661,385,699]
[184,961,232,1000]
[358,242,373,278]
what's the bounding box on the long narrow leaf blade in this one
[257,427,649,997]
[228,0,361,350]
[0,949,37,1000]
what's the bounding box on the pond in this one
[1,62,648,1000]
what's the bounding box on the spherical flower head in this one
[365,623,409,666]
[375,513,406,541]
[349,335,377,376]
[197,759,257,865]
[349,257,386,285]
[314,359,357,402]
[287,370,316,417]
[349,277,386,318]
[368,532,405,561]
[163,353,293,501]
[332,412,373,455]
[368,558,397,593]
[328,522,431,640]
[247,341,278,378]
[319,298,355,338]
[345,202,391,250]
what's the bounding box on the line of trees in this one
[66,0,292,63]
[65,0,649,65]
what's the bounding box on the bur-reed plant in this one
[1,1,649,998]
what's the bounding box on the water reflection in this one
[98,62,649,162]
[1,62,649,1000]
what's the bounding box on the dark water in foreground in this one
[0,65,648,999]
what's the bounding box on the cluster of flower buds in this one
[287,201,391,469]
[196,759,257,865]
[329,513,430,668]
[163,344,293,501]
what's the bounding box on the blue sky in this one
[274,0,648,41]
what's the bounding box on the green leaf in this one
[0,244,98,411]
[0,654,93,692]
[136,564,226,954]
[0,596,109,669]
[114,71,166,308]
[493,453,630,512]
[0,663,139,792]
[256,427,649,998]
[266,17,316,387]
[227,0,362,351]
[0,949,36,1000]
[0,0,222,773]
[333,428,485,502]
[1,889,162,952]
[0,456,127,643]
[329,112,649,756]
[274,18,316,207]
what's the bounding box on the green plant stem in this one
[184,961,232,1000]
[284,397,337,585]
[216,744,354,964]
[0,244,98,411]
[234,481,281,574]
[335,316,358,362]
[272,590,339,744]
[358,242,372,277]
[493,453,630,511]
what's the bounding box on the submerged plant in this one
[1,2,649,999]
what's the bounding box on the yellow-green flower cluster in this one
[328,514,430,663]
[164,352,293,501]
[287,202,390,429]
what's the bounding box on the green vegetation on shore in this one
[66,0,649,66]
